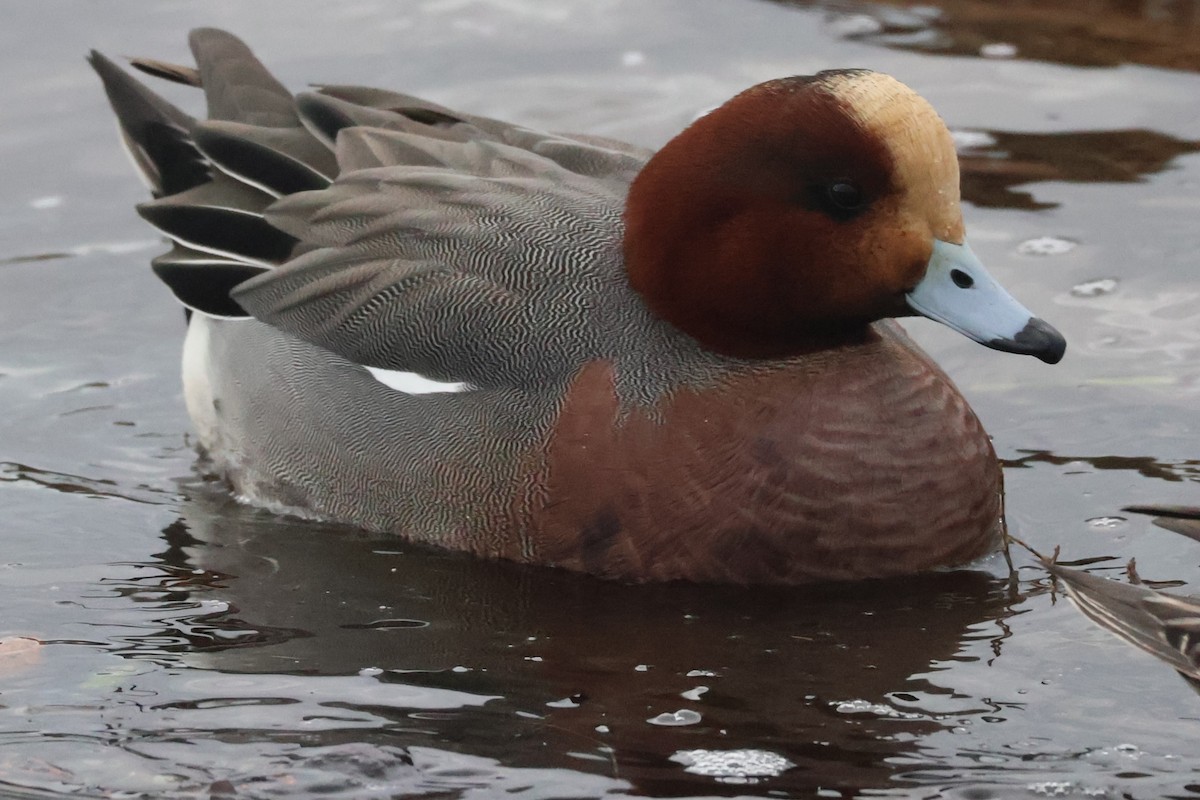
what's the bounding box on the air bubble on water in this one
[828,13,883,37]
[1018,236,1077,256]
[1071,278,1118,298]
[981,42,1018,58]
[952,129,997,150]
[833,699,923,719]
[670,748,794,783]
[647,709,702,726]
[1086,516,1126,529]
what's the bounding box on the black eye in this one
[802,178,870,220]
[826,180,864,211]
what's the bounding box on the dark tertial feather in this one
[88,50,207,196]
[137,175,296,265]
[193,121,336,195]
[152,258,267,318]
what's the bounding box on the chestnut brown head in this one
[624,70,1064,364]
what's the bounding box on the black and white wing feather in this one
[91,27,652,388]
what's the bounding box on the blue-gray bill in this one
[906,239,1066,365]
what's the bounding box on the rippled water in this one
[2,1,1199,797]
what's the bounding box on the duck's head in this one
[624,69,1065,364]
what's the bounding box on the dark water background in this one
[2,1,1199,797]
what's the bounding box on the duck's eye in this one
[826,180,864,211]
[803,179,869,219]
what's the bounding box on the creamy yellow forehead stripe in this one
[820,72,964,243]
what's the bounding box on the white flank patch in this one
[182,316,219,446]
[366,366,472,395]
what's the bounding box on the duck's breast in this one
[518,322,1001,584]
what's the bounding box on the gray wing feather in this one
[298,88,646,184]
[236,143,631,387]
[97,27,654,387]
[335,128,454,172]
[233,249,552,387]
[189,28,298,127]
[194,120,338,193]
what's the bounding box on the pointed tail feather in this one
[91,29,342,317]
[88,50,207,197]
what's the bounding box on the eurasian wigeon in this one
[90,29,1065,584]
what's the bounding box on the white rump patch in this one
[182,316,219,446]
[365,366,473,395]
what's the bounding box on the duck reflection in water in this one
[132,482,1028,795]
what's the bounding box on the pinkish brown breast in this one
[515,323,1001,584]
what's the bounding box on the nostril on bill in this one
[950,269,974,289]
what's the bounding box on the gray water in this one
[2,1,1199,797]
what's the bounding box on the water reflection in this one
[1003,450,1200,482]
[97,481,1030,795]
[1125,504,1200,541]
[786,0,1200,71]
[0,461,172,505]
[958,129,1200,210]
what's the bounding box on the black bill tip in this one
[988,317,1067,364]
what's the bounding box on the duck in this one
[89,28,1065,585]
